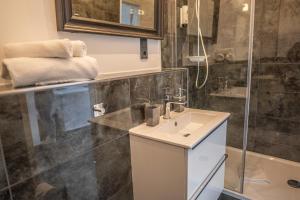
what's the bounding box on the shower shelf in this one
[187,56,209,63]
[209,87,247,99]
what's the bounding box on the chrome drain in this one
[287,180,300,188]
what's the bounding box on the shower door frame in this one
[240,0,256,193]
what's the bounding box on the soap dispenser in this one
[173,88,186,112]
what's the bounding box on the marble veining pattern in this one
[162,0,300,163]
[0,69,188,199]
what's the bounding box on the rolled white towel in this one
[4,39,73,58]
[72,40,87,57]
[2,56,99,88]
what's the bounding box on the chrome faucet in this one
[163,101,187,119]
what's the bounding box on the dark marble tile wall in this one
[186,62,248,149]
[0,69,187,200]
[253,0,300,62]
[247,0,300,162]
[161,0,188,68]
[161,0,177,68]
[248,63,300,162]
[186,62,300,161]
[0,189,10,199]
[0,139,7,183]
[253,0,281,60]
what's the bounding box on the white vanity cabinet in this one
[130,119,228,200]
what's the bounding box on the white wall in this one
[0,0,161,79]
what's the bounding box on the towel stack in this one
[1,39,99,88]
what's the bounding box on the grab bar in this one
[189,154,228,200]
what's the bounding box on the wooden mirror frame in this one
[55,0,164,39]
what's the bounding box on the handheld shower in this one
[195,0,209,89]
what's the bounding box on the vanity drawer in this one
[187,122,227,199]
[196,162,225,200]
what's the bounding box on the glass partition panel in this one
[245,0,300,199]
[162,0,253,193]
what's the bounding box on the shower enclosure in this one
[162,0,300,199]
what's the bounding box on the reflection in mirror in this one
[188,0,215,38]
[23,85,92,146]
[71,0,155,29]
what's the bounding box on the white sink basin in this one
[129,108,230,148]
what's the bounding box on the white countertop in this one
[129,108,230,149]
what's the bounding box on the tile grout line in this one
[128,78,132,107]
[0,132,130,194]
[0,137,13,200]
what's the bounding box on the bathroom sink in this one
[129,108,230,148]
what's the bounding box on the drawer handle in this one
[189,154,228,200]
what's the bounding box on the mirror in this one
[72,0,155,29]
[188,0,220,42]
[56,0,163,39]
